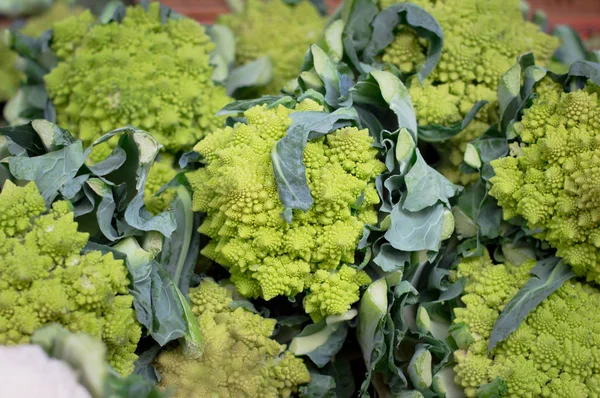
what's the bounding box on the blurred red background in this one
[152,0,600,38]
[1,0,599,44]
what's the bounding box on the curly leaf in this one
[226,56,274,96]
[488,257,574,353]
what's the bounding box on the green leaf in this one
[403,150,462,212]
[85,178,119,241]
[289,311,356,368]
[299,372,337,398]
[271,108,358,222]
[418,101,488,143]
[352,71,417,137]
[488,258,574,352]
[551,25,589,66]
[160,185,201,295]
[476,377,508,398]
[226,56,274,96]
[9,141,85,205]
[364,3,443,82]
[384,203,445,252]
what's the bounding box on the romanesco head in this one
[0,181,141,375]
[0,1,79,102]
[452,250,600,397]
[155,279,311,398]
[490,78,600,283]
[217,0,326,95]
[380,0,560,184]
[44,2,230,154]
[187,101,378,319]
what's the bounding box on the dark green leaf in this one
[85,178,119,241]
[488,258,574,352]
[294,322,349,368]
[87,147,127,176]
[364,3,443,82]
[272,108,358,222]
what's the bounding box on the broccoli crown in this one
[452,251,600,397]
[218,0,326,95]
[155,280,311,398]
[187,101,380,321]
[0,181,141,375]
[490,79,600,283]
[44,2,231,153]
[380,0,559,183]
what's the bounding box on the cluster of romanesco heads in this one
[45,2,230,154]
[452,251,600,397]
[490,78,600,283]
[187,100,379,321]
[379,0,560,184]
[218,0,326,95]
[155,279,311,398]
[0,181,141,375]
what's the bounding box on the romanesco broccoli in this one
[452,250,600,397]
[187,101,378,321]
[155,279,311,397]
[217,0,326,95]
[0,180,141,375]
[490,78,600,283]
[0,1,79,102]
[380,0,560,184]
[44,2,230,153]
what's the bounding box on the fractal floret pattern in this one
[453,250,600,397]
[218,0,326,95]
[45,2,230,153]
[155,279,311,398]
[187,100,380,321]
[490,79,600,283]
[380,0,560,184]
[0,181,140,375]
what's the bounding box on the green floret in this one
[490,78,600,283]
[187,100,377,320]
[217,0,326,95]
[154,279,311,398]
[44,2,231,153]
[379,0,560,184]
[144,155,178,216]
[0,180,141,376]
[452,249,600,397]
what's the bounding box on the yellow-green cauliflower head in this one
[218,0,326,95]
[490,78,600,284]
[0,181,141,375]
[155,279,311,398]
[45,2,231,153]
[187,100,380,321]
[380,0,560,184]
[452,250,600,398]
[0,1,79,102]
